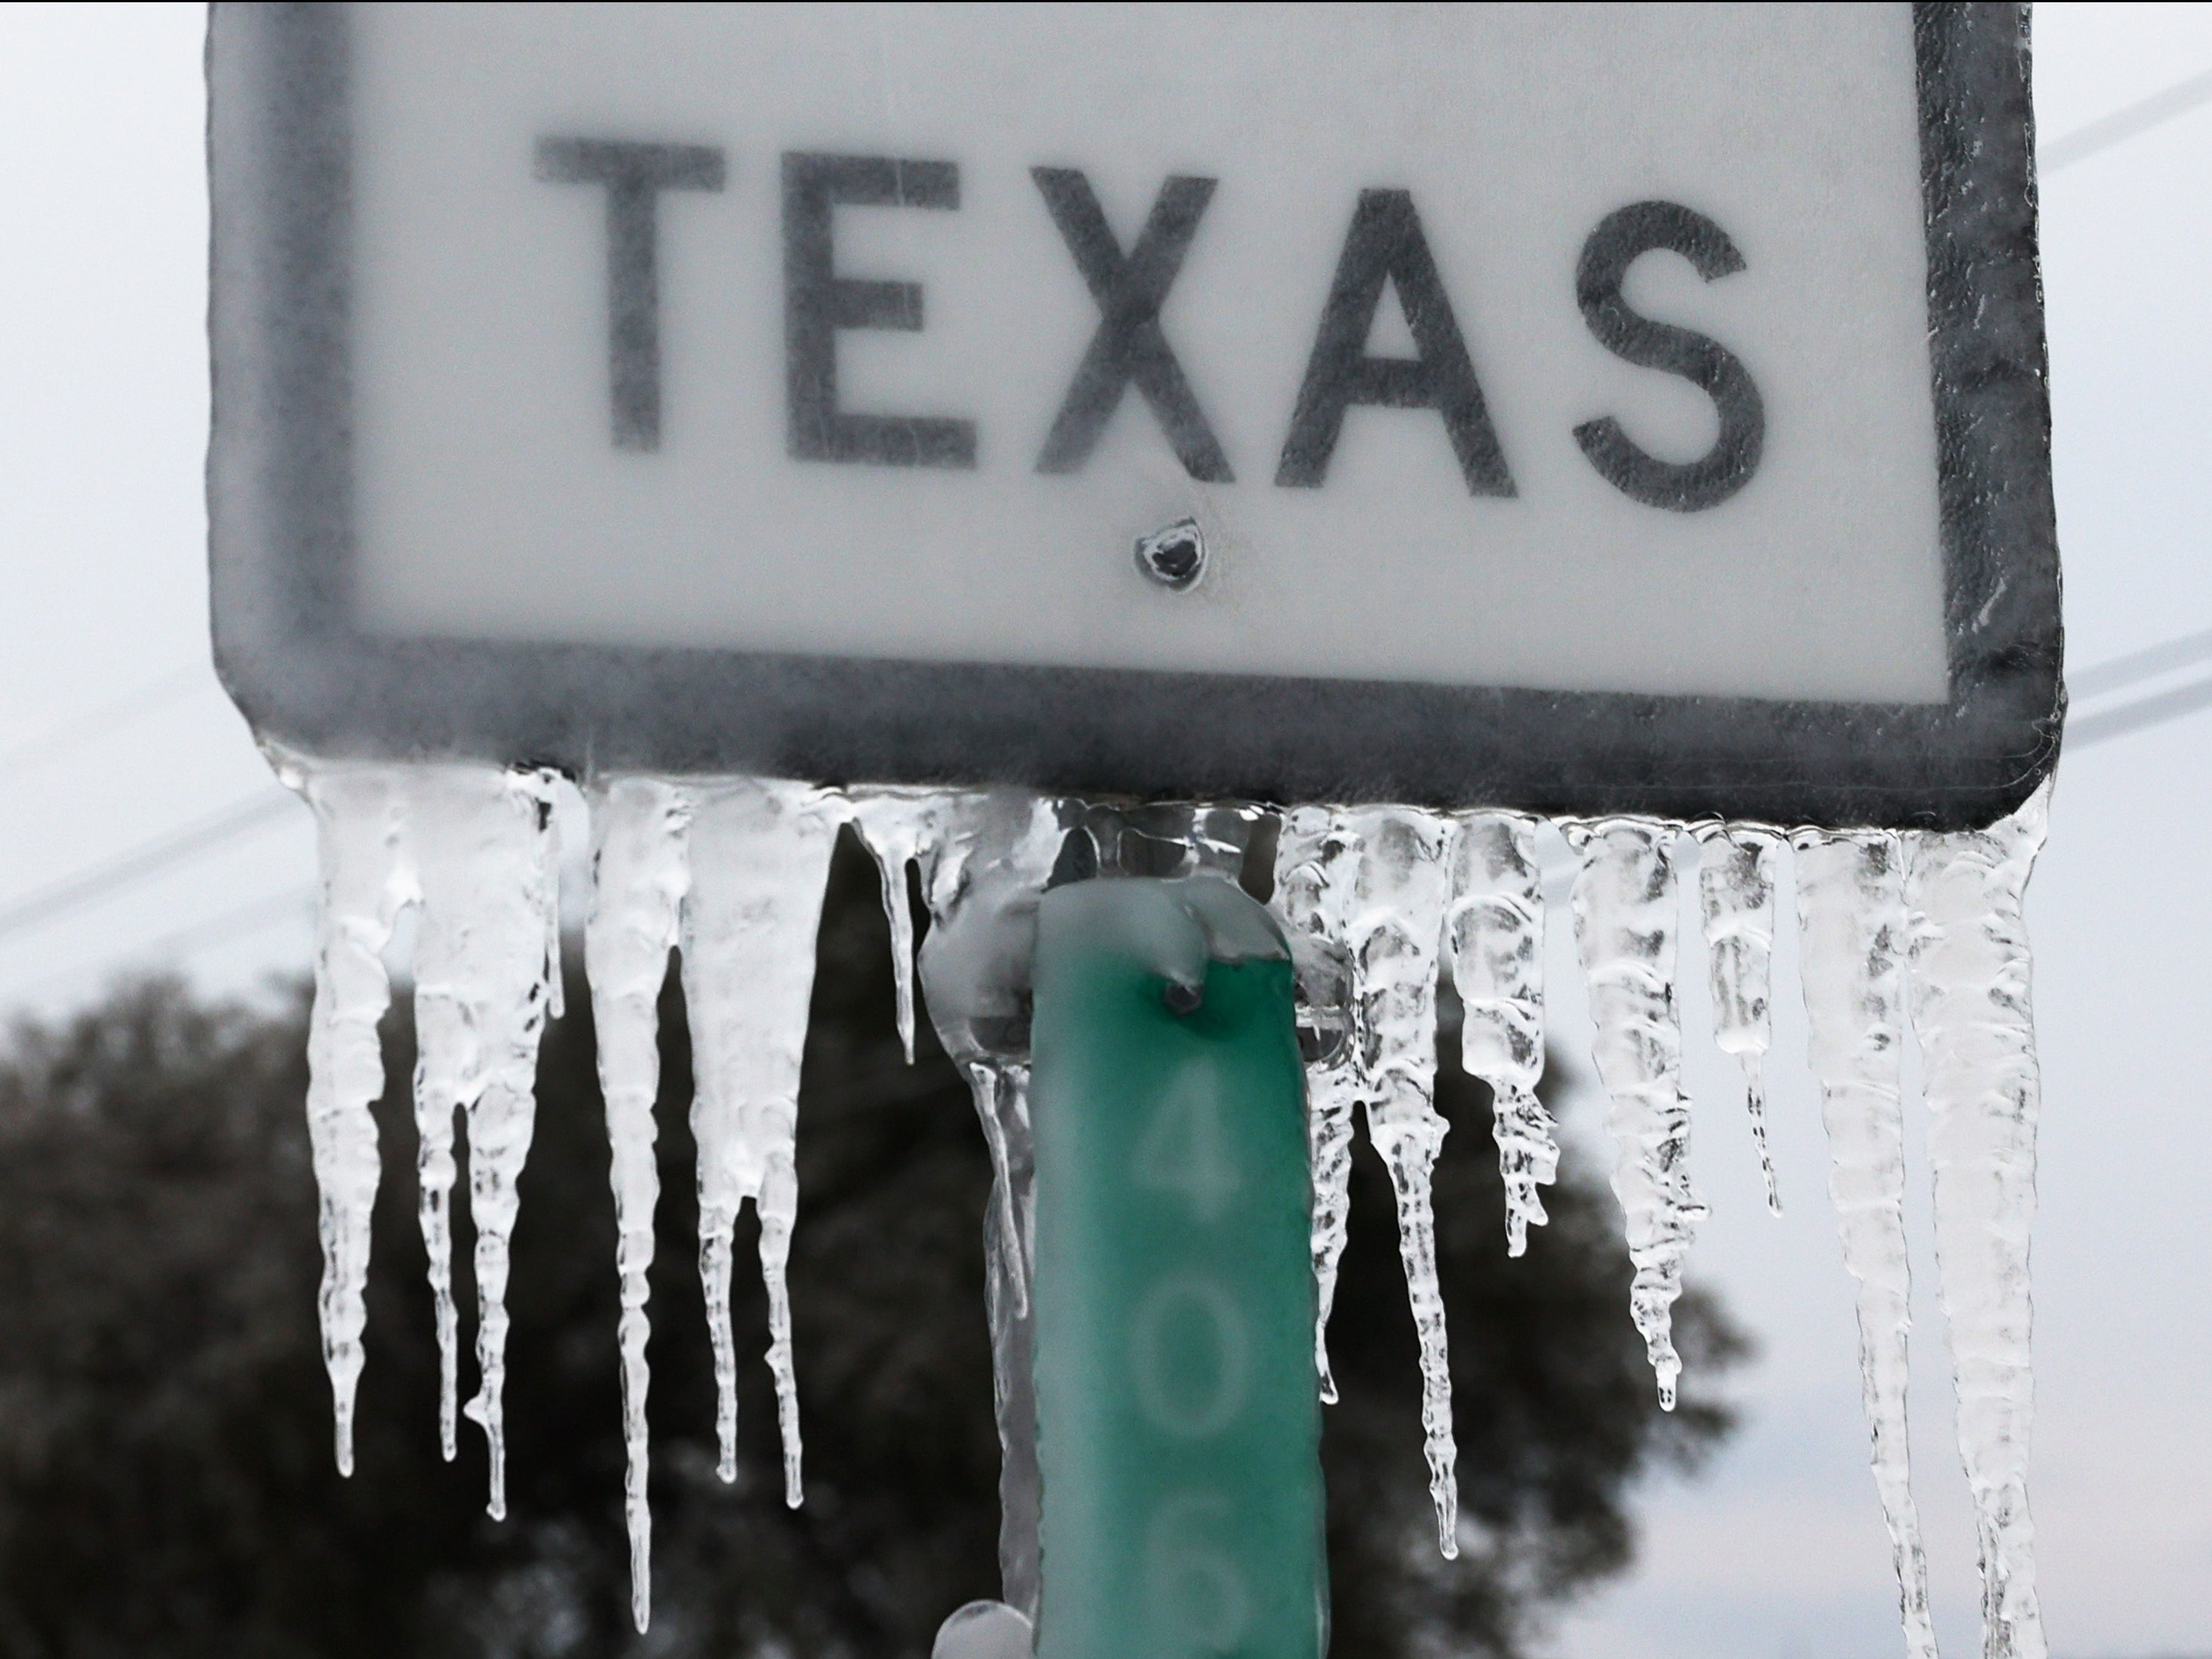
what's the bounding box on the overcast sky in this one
[0,6,2206,1658]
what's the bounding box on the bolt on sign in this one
[209,3,2057,828]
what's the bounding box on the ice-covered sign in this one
[208,3,2058,828]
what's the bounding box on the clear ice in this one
[1906,785,2051,1659]
[1276,806,1461,1559]
[291,760,2055,1646]
[581,774,845,1627]
[849,788,958,1065]
[295,762,562,1505]
[1445,811,1556,1256]
[414,767,564,1522]
[1272,807,1362,1402]
[1795,827,1936,1659]
[1565,817,1706,1411]
[1694,822,1785,1214]
[300,767,410,1478]
[678,779,845,1507]
[583,777,692,1632]
[907,791,1066,1622]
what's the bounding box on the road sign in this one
[209,3,2058,828]
[1031,877,1320,1659]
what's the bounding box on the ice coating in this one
[288,763,2059,1648]
[1906,785,2051,1659]
[680,778,846,1507]
[914,794,1061,1314]
[1693,823,1785,1214]
[408,767,565,1521]
[300,767,413,1476]
[584,778,693,1630]
[1566,817,1706,1410]
[1277,806,1462,1558]
[914,791,1065,1620]
[1445,811,1556,1256]
[1795,828,1936,1659]
[1273,806,1361,1401]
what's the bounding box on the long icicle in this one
[1446,811,1556,1255]
[1341,806,1461,1559]
[410,766,564,1520]
[1795,828,1937,1659]
[1273,806,1362,1402]
[914,790,1065,1621]
[1906,785,2052,1659]
[1566,816,1706,1409]
[407,830,464,1467]
[585,778,693,1632]
[1694,822,1785,1214]
[299,766,413,1476]
[680,778,845,1507]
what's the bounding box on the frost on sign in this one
[210,7,2064,1659]
[210,2,2057,829]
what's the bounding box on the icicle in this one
[584,779,693,1631]
[1302,1067,1359,1404]
[1344,807,1460,1556]
[914,793,1063,1314]
[1906,785,2051,1659]
[967,1058,1032,1312]
[1565,816,1705,1410]
[410,910,463,1468]
[914,790,1065,1622]
[298,767,413,1476]
[1445,811,1556,1255]
[680,777,846,1507]
[1694,822,1784,1214]
[1277,807,1461,1555]
[849,789,958,1064]
[409,767,564,1521]
[1273,806,1361,1401]
[1795,828,1936,1659]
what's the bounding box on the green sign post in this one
[1031,877,1323,1659]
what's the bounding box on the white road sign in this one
[209,2,2060,828]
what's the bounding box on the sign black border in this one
[207,2,2062,831]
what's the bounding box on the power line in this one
[134,883,317,966]
[2071,674,2212,751]
[0,788,299,946]
[8,883,318,1008]
[2066,623,2212,699]
[2066,622,2212,751]
[2041,66,2212,175]
[0,662,204,778]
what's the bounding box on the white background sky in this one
[0,6,2205,1658]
